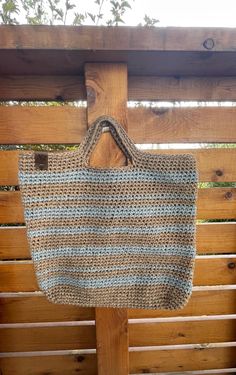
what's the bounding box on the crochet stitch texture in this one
[18,115,198,310]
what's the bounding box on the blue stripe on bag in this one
[32,244,196,260]
[40,275,192,290]
[25,204,196,220]
[19,168,198,184]
[28,224,195,238]
[23,192,195,203]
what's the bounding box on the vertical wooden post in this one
[84,63,129,375]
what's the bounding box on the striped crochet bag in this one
[18,115,198,310]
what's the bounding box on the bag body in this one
[18,115,198,310]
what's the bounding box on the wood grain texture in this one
[2,26,236,76]
[2,148,236,185]
[0,226,30,259]
[85,63,129,375]
[129,347,236,373]
[0,75,86,101]
[1,188,236,224]
[0,289,235,323]
[0,348,235,375]
[129,76,236,101]
[0,355,97,375]
[0,320,236,352]
[197,223,236,254]
[197,188,236,220]
[1,256,235,292]
[0,326,96,352]
[0,295,94,323]
[0,191,24,224]
[0,106,86,144]
[2,106,236,144]
[3,75,236,101]
[2,25,236,51]
[129,289,236,318]
[1,222,236,260]
[128,106,236,143]
[129,319,236,346]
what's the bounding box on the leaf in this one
[87,12,96,22]
[55,8,64,19]
[121,0,131,9]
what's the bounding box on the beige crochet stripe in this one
[26,198,195,209]
[25,181,197,195]
[37,267,193,282]
[28,216,195,229]
[30,233,195,248]
[43,284,191,310]
[35,254,193,269]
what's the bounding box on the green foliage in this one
[107,0,132,26]
[0,0,20,24]
[141,14,159,26]
[0,0,158,26]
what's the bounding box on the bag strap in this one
[78,115,140,167]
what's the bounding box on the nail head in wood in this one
[203,38,215,50]
[228,262,236,269]
[215,169,223,177]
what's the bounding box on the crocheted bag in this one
[18,115,198,310]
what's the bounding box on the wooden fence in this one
[0,25,236,374]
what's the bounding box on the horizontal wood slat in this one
[129,347,236,373]
[3,76,236,101]
[197,188,236,220]
[0,227,29,259]
[0,75,86,101]
[0,106,86,144]
[1,187,235,224]
[2,106,236,144]
[129,76,236,101]
[0,320,236,352]
[129,289,236,319]
[129,107,236,143]
[0,354,97,375]
[0,289,235,323]
[0,348,235,374]
[0,192,24,224]
[196,223,236,254]
[0,295,95,323]
[0,257,235,292]
[0,326,96,352]
[129,320,236,346]
[2,148,236,186]
[1,222,236,260]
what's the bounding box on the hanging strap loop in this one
[78,115,140,168]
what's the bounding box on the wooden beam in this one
[2,26,236,52]
[85,63,129,375]
[2,26,236,76]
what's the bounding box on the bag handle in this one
[78,115,140,168]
